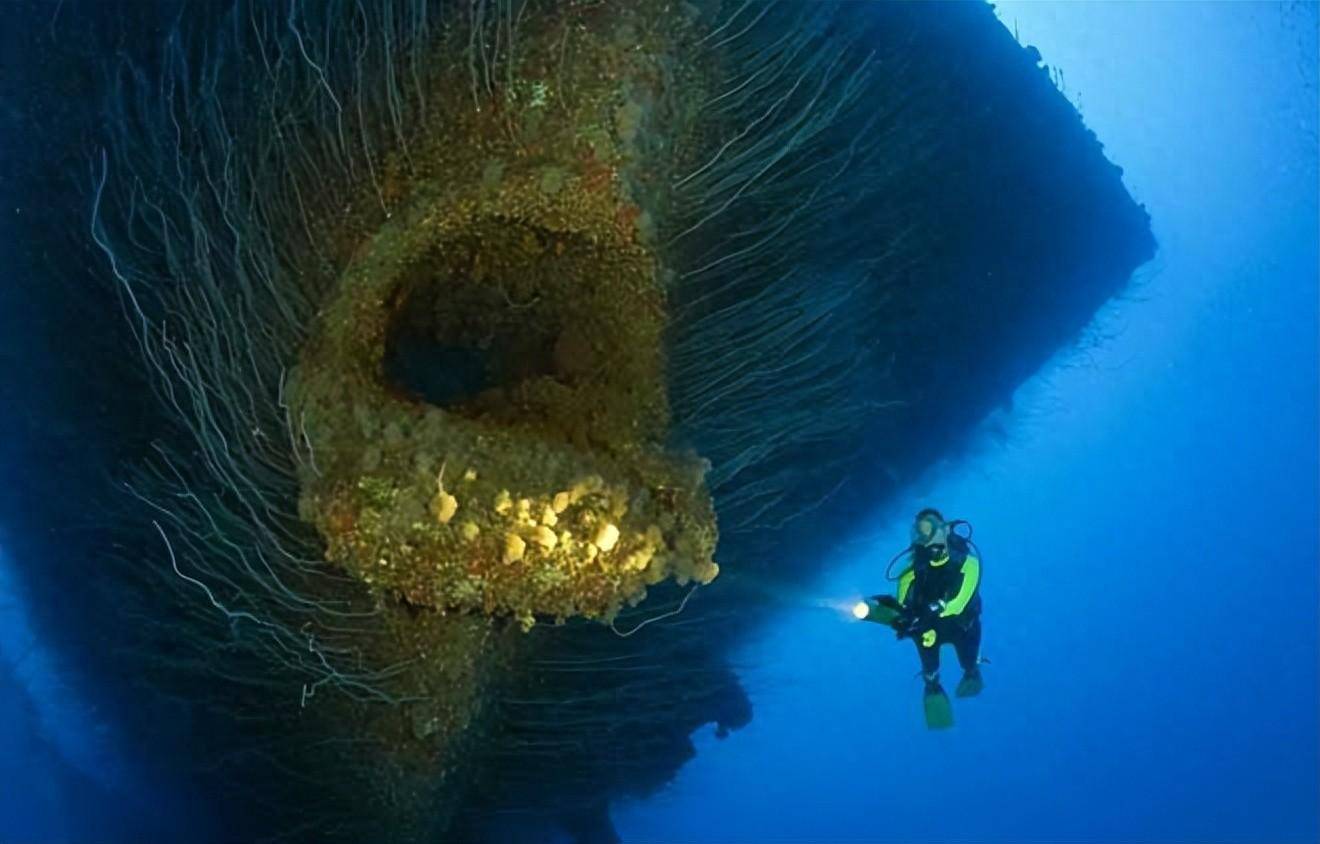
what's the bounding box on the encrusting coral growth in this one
[287,108,721,625]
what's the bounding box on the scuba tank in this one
[947,519,982,560]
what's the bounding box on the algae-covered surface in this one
[285,0,721,630]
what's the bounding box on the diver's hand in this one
[874,594,903,611]
[898,607,940,638]
[892,610,915,639]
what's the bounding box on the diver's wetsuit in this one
[896,535,982,682]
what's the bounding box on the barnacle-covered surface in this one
[283,0,722,629]
[288,179,717,626]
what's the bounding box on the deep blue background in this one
[614,3,1319,842]
[1,3,1317,842]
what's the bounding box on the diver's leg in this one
[953,616,981,672]
[914,635,940,686]
[954,616,984,698]
[915,635,953,729]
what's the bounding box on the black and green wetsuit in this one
[896,534,982,682]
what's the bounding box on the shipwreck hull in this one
[0,1,1152,841]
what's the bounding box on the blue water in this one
[614,4,1319,842]
[2,3,1317,842]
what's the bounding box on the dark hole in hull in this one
[381,265,559,409]
[383,315,492,407]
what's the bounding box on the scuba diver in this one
[854,508,984,729]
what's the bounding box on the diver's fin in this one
[955,668,984,698]
[923,685,954,730]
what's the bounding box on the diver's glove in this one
[892,609,918,639]
[874,594,903,611]
[895,604,943,640]
[917,604,944,629]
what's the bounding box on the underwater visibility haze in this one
[0,1,1316,842]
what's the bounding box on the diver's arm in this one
[896,567,916,607]
[938,556,980,617]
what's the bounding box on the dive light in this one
[853,596,902,626]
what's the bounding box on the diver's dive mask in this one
[911,516,941,544]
